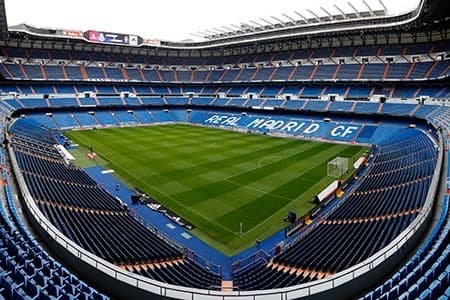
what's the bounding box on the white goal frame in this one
[327,157,349,178]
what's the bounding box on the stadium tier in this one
[0,0,449,299]
[0,128,106,299]
[11,121,181,262]
[235,129,436,290]
[0,84,448,101]
[363,195,450,300]
[1,59,449,83]
[0,41,449,84]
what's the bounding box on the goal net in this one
[327,157,349,178]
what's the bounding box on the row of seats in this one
[27,109,185,130]
[362,195,450,300]
[0,145,108,299]
[1,83,448,100]
[24,173,124,211]
[38,203,180,264]
[2,60,449,83]
[1,41,447,66]
[0,95,413,111]
[16,150,96,185]
[8,119,223,289]
[233,130,437,290]
[362,99,450,299]
[130,260,222,290]
[233,260,310,290]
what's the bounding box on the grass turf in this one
[66,124,367,256]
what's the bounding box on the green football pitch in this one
[66,124,367,256]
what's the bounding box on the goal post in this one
[327,157,349,178]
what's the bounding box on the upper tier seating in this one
[4,42,447,65]
[1,41,448,83]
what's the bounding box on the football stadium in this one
[0,0,449,299]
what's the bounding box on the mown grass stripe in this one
[215,145,357,230]
[172,142,331,206]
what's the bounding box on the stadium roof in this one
[5,0,421,42]
[192,1,388,41]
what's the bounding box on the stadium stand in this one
[3,96,445,297]
[0,0,449,298]
[363,196,450,300]
[233,130,437,290]
[8,119,222,289]
[1,42,449,84]
[0,124,107,299]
